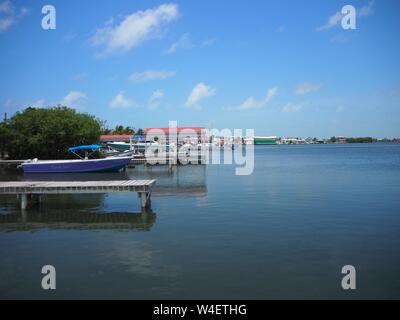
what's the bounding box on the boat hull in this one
[21,157,132,173]
[254,136,278,145]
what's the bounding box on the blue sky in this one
[0,0,399,137]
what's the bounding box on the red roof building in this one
[144,127,206,134]
[99,135,133,142]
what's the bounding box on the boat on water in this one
[106,141,134,151]
[254,136,278,145]
[106,141,158,153]
[104,149,136,158]
[21,145,132,173]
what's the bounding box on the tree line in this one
[102,125,144,136]
[329,137,375,143]
[0,106,142,160]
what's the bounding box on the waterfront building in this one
[100,135,135,143]
[144,127,207,145]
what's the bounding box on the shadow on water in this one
[127,165,208,197]
[1,170,157,231]
[0,207,156,232]
[0,164,209,232]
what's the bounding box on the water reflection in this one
[0,209,156,232]
[128,165,208,197]
[1,165,208,232]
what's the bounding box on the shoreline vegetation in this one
[0,106,144,160]
[0,106,399,160]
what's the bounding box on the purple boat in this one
[21,145,132,173]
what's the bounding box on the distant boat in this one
[21,145,132,173]
[107,141,157,153]
[106,142,133,151]
[104,149,136,158]
[254,136,278,145]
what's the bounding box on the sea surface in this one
[0,143,400,299]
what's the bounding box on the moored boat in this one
[21,145,132,173]
[254,136,278,145]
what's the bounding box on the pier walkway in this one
[0,180,156,209]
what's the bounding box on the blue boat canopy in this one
[132,135,145,139]
[68,145,103,152]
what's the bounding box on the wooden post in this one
[21,209,27,223]
[20,194,28,210]
[138,192,151,208]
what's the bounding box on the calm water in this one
[1,143,400,299]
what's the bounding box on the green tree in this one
[136,128,144,136]
[102,125,135,135]
[346,137,374,143]
[0,120,9,158]
[5,106,102,159]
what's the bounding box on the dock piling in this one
[20,194,28,210]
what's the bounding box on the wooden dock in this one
[0,160,25,169]
[0,160,25,164]
[0,180,156,209]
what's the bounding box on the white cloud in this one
[201,38,216,47]
[3,98,47,111]
[0,0,29,32]
[166,33,215,54]
[240,87,278,110]
[166,33,194,53]
[317,11,343,31]
[129,70,176,83]
[61,91,88,109]
[0,1,13,14]
[19,7,28,16]
[64,32,77,42]
[109,92,135,109]
[317,1,374,31]
[2,98,17,110]
[227,87,278,111]
[282,102,306,113]
[71,72,88,81]
[148,89,164,109]
[30,99,46,107]
[185,83,216,109]
[295,83,322,95]
[90,3,179,56]
[0,16,12,31]
[359,0,374,17]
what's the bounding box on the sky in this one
[0,0,399,137]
